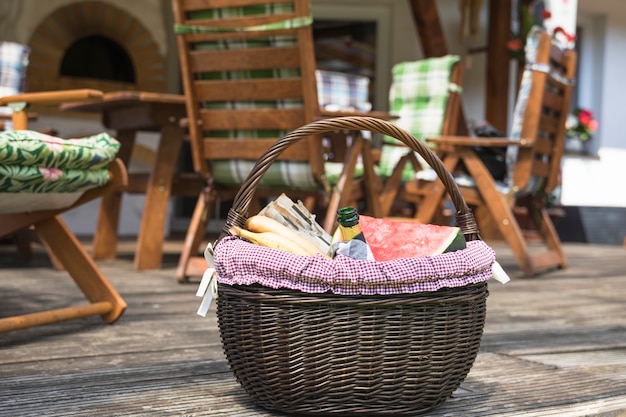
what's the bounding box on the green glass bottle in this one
[334,206,374,260]
[337,206,363,241]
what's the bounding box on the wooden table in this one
[61,91,201,270]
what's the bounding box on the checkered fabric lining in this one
[214,236,494,295]
[178,3,372,190]
[0,41,30,116]
[378,55,461,182]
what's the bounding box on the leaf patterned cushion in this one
[0,130,120,194]
[0,165,111,193]
[0,130,119,170]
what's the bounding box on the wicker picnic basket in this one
[212,117,492,416]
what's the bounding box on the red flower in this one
[578,109,592,125]
[507,39,523,51]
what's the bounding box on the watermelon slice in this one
[357,216,466,262]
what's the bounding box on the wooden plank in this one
[190,47,300,72]
[182,0,293,13]
[202,138,310,161]
[533,136,554,156]
[199,108,306,130]
[485,0,512,132]
[193,78,303,101]
[407,0,449,57]
[1,242,625,416]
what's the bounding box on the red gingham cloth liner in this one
[213,236,495,295]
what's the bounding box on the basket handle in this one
[224,116,479,241]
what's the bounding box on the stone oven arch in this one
[26,1,166,95]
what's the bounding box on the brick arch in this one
[26,1,166,95]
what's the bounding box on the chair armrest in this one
[0,89,103,106]
[0,89,103,130]
[426,135,534,148]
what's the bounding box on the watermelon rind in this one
[438,227,466,254]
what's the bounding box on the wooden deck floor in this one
[1,239,625,417]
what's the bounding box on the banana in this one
[245,215,330,258]
[230,226,312,257]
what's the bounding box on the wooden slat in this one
[193,78,303,101]
[202,138,310,161]
[407,0,449,57]
[182,0,293,12]
[183,12,298,30]
[485,0,512,132]
[531,159,550,178]
[538,114,560,136]
[534,137,554,156]
[189,47,300,72]
[0,302,113,333]
[181,26,300,42]
[0,89,103,106]
[542,88,565,112]
[199,108,305,130]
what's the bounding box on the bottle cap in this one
[337,206,359,227]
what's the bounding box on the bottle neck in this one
[339,223,362,241]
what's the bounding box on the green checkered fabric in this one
[378,55,461,182]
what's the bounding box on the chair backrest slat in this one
[189,47,300,73]
[202,138,310,160]
[181,0,295,13]
[534,137,554,156]
[194,78,304,102]
[199,108,306,131]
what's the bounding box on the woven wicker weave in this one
[215,116,489,415]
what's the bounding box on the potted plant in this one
[565,107,599,154]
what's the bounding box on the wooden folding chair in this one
[0,89,128,333]
[374,55,467,217]
[172,0,379,282]
[409,27,576,277]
